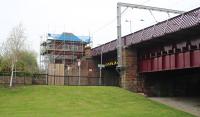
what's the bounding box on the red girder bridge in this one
[91,7,200,96]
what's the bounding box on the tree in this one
[0,23,39,86]
[0,54,2,71]
[16,50,38,73]
[0,43,3,70]
[1,23,38,73]
[1,23,26,73]
[2,23,26,61]
[0,58,11,71]
[2,23,26,86]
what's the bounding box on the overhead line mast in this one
[116,2,184,87]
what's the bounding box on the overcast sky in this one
[0,0,200,59]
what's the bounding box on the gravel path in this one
[149,97,200,117]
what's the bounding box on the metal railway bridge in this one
[91,7,200,96]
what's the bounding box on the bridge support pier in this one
[121,47,139,92]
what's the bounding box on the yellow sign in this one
[105,60,118,67]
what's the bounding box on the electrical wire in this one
[92,7,129,35]
[92,18,116,34]
[92,0,153,36]
[141,0,151,4]
[149,10,158,23]
[167,12,171,18]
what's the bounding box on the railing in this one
[45,75,105,86]
[0,72,32,86]
[0,73,117,86]
[33,74,118,86]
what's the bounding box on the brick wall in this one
[121,47,138,91]
[66,47,100,85]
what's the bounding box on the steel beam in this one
[117,2,184,69]
[117,5,122,68]
[117,2,185,14]
[117,2,185,88]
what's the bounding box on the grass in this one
[0,85,195,117]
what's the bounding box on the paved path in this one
[149,97,200,117]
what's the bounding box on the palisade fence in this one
[34,74,106,86]
[0,72,109,86]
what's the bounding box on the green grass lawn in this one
[0,86,195,117]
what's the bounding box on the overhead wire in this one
[141,0,152,4]
[92,0,152,35]
[92,18,116,34]
[149,10,158,23]
[92,7,129,34]
[167,12,171,18]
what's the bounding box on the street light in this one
[78,59,81,85]
[125,19,145,34]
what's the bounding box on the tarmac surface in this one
[149,97,200,117]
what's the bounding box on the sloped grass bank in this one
[0,86,195,117]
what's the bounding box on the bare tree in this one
[1,23,26,87]
[2,23,26,58]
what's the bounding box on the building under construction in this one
[40,32,92,85]
[40,32,90,66]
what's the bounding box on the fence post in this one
[54,75,55,85]
[47,74,48,85]
[64,75,65,85]
[68,76,69,86]
[2,72,4,86]
[24,72,25,85]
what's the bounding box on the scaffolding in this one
[40,32,91,82]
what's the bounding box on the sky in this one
[0,0,200,60]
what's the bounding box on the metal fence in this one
[0,72,32,86]
[0,72,117,86]
[32,74,47,85]
[65,76,101,86]
[34,74,104,86]
[33,74,118,86]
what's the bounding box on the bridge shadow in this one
[102,65,120,87]
[143,68,200,97]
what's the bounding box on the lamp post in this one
[78,60,81,85]
[97,45,104,86]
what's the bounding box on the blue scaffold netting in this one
[47,32,91,44]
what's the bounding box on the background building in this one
[40,32,90,76]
